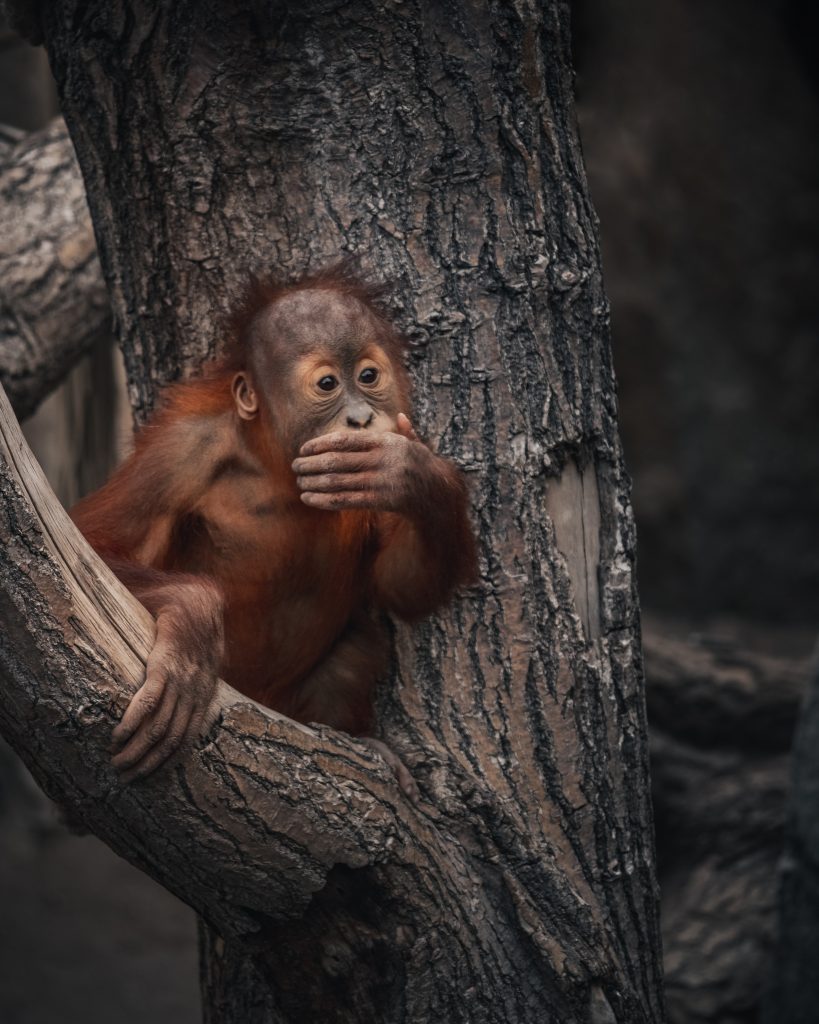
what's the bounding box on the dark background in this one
[1,2,817,1021]
[574,0,819,627]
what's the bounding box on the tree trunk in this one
[1,2,664,1021]
[0,118,110,420]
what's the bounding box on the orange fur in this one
[72,274,476,738]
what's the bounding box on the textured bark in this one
[0,118,110,420]
[643,620,811,1024]
[0,2,663,1022]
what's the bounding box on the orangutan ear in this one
[231,372,259,420]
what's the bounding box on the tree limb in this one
[0,378,427,939]
[0,118,109,419]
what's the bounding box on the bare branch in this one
[0,380,417,941]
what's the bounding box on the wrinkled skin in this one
[110,580,224,781]
[294,412,425,511]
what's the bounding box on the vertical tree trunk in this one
[26,2,663,1020]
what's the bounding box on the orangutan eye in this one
[317,375,338,392]
[359,367,378,385]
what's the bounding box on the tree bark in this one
[0,2,664,1021]
[0,118,110,420]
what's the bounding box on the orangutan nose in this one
[346,403,375,428]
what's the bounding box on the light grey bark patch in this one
[545,460,602,642]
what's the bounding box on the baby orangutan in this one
[71,270,476,799]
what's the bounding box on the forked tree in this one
[0,2,664,1022]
